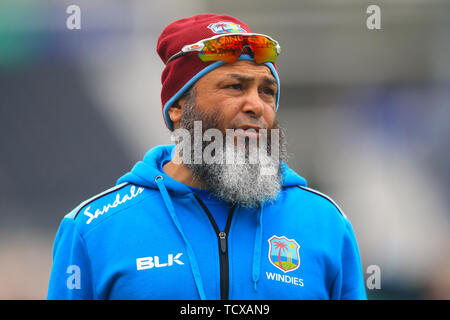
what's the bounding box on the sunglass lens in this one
[249,35,278,64]
[197,35,278,64]
[198,36,242,63]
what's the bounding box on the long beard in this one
[176,97,288,209]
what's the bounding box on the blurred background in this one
[0,0,449,299]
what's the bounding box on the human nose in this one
[241,88,264,118]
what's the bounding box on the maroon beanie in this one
[157,14,279,131]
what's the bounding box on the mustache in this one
[183,105,275,133]
[179,101,286,154]
[229,119,268,131]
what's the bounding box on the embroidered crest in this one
[207,22,247,34]
[268,235,300,273]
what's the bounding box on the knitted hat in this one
[157,14,280,131]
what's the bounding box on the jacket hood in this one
[117,144,193,196]
[117,144,307,191]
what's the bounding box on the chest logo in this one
[268,235,300,273]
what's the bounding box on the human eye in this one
[260,87,275,96]
[226,83,243,90]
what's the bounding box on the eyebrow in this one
[222,73,277,87]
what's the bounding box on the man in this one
[47,14,367,300]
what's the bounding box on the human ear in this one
[167,98,185,129]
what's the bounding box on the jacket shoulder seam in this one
[81,191,155,237]
[73,183,130,220]
[296,185,347,218]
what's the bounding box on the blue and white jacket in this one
[47,144,367,300]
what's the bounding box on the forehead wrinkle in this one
[224,73,277,86]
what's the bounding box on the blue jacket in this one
[47,144,367,300]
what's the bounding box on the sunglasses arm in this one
[166,42,205,65]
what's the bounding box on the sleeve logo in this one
[84,185,144,224]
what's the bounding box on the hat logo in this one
[207,22,247,34]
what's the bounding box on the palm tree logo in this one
[214,23,230,33]
[268,235,300,273]
[207,22,246,34]
[273,240,288,270]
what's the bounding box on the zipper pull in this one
[219,231,227,253]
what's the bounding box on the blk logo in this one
[136,253,184,270]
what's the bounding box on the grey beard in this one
[192,143,286,208]
[178,92,288,209]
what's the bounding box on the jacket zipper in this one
[193,194,235,300]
